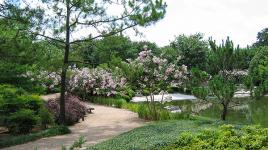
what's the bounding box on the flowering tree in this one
[22,70,61,93]
[68,67,126,98]
[127,46,188,119]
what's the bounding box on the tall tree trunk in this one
[221,103,228,121]
[59,0,71,125]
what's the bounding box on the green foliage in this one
[0,126,70,149]
[159,110,171,121]
[69,136,86,150]
[88,119,215,150]
[91,97,127,108]
[209,75,235,102]
[6,109,39,135]
[233,47,256,69]
[79,35,161,66]
[249,46,268,85]
[0,84,44,134]
[117,86,136,102]
[190,68,210,87]
[166,125,268,150]
[137,104,150,120]
[249,46,268,97]
[254,27,268,47]
[171,33,209,70]
[39,107,54,129]
[208,37,236,75]
[192,87,209,101]
[122,103,140,112]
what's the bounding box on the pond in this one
[169,97,268,127]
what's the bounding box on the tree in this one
[253,28,268,47]
[171,33,209,70]
[2,0,167,124]
[208,37,237,75]
[208,75,235,120]
[192,75,235,121]
[249,46,268,98]
[128,47,188,120]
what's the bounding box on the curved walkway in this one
[3,95,146,150]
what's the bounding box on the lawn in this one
[87,117,218,150]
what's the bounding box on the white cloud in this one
[128,0,268,47]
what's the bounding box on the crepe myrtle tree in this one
[1,0,167,124]
[128,46,188,120]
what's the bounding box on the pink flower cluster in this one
[128,50,188,92]
[68,68,126,96]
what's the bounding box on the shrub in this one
[46,94,87,125]
[6,109,39,134]
[39,107,54,129]
[0,85,43,115]
[192,87,209,101]
[117,87,135,102]
[17,95,43,113]
[166,125,268,150]
[0,84,43,134]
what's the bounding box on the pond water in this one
[169,97,268,127]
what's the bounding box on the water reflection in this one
[170,97,268,127]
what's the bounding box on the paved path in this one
[3,95,146,150]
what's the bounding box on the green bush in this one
[117,87,135,102]
[192,87,209,101]
[6,109,39,134]
[0,85,43,115]
[39,107,54,129]
[18,95,43,113]
[0,84,44,134]
[166,125,268,150]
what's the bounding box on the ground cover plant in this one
[87,119,268,150]
[0,125,70,149]
[87,118,217,150]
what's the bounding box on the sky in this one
[129,0,268,47]
[1,0,268,48]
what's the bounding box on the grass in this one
[90,96,127,108]
[0,125,70,149]
[87,117,218,150]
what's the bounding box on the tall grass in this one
[90,96,127,108]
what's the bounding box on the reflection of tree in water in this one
[191,100,213,115]
[247,97,268,127]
